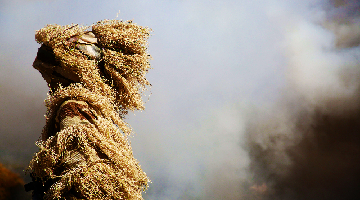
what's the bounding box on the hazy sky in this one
[1,0,359,199]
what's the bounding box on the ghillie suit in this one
[25,20,151,199]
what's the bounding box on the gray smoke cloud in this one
[245,1,360,199]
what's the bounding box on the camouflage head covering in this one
[33,20,152,112]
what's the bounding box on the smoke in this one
[132,1,360,199]
[245,1,360,199]
[325,0,360,48]
[194,105,250,200]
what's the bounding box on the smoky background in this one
[245,0,360,199]
[1,0,359,199]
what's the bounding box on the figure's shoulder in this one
[55,100,98,130]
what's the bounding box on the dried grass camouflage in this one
[28,20,152,199]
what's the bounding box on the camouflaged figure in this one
[25,20,151,200]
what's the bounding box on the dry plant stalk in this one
[28,19,151,199]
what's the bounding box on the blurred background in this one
[1,0,360,199]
